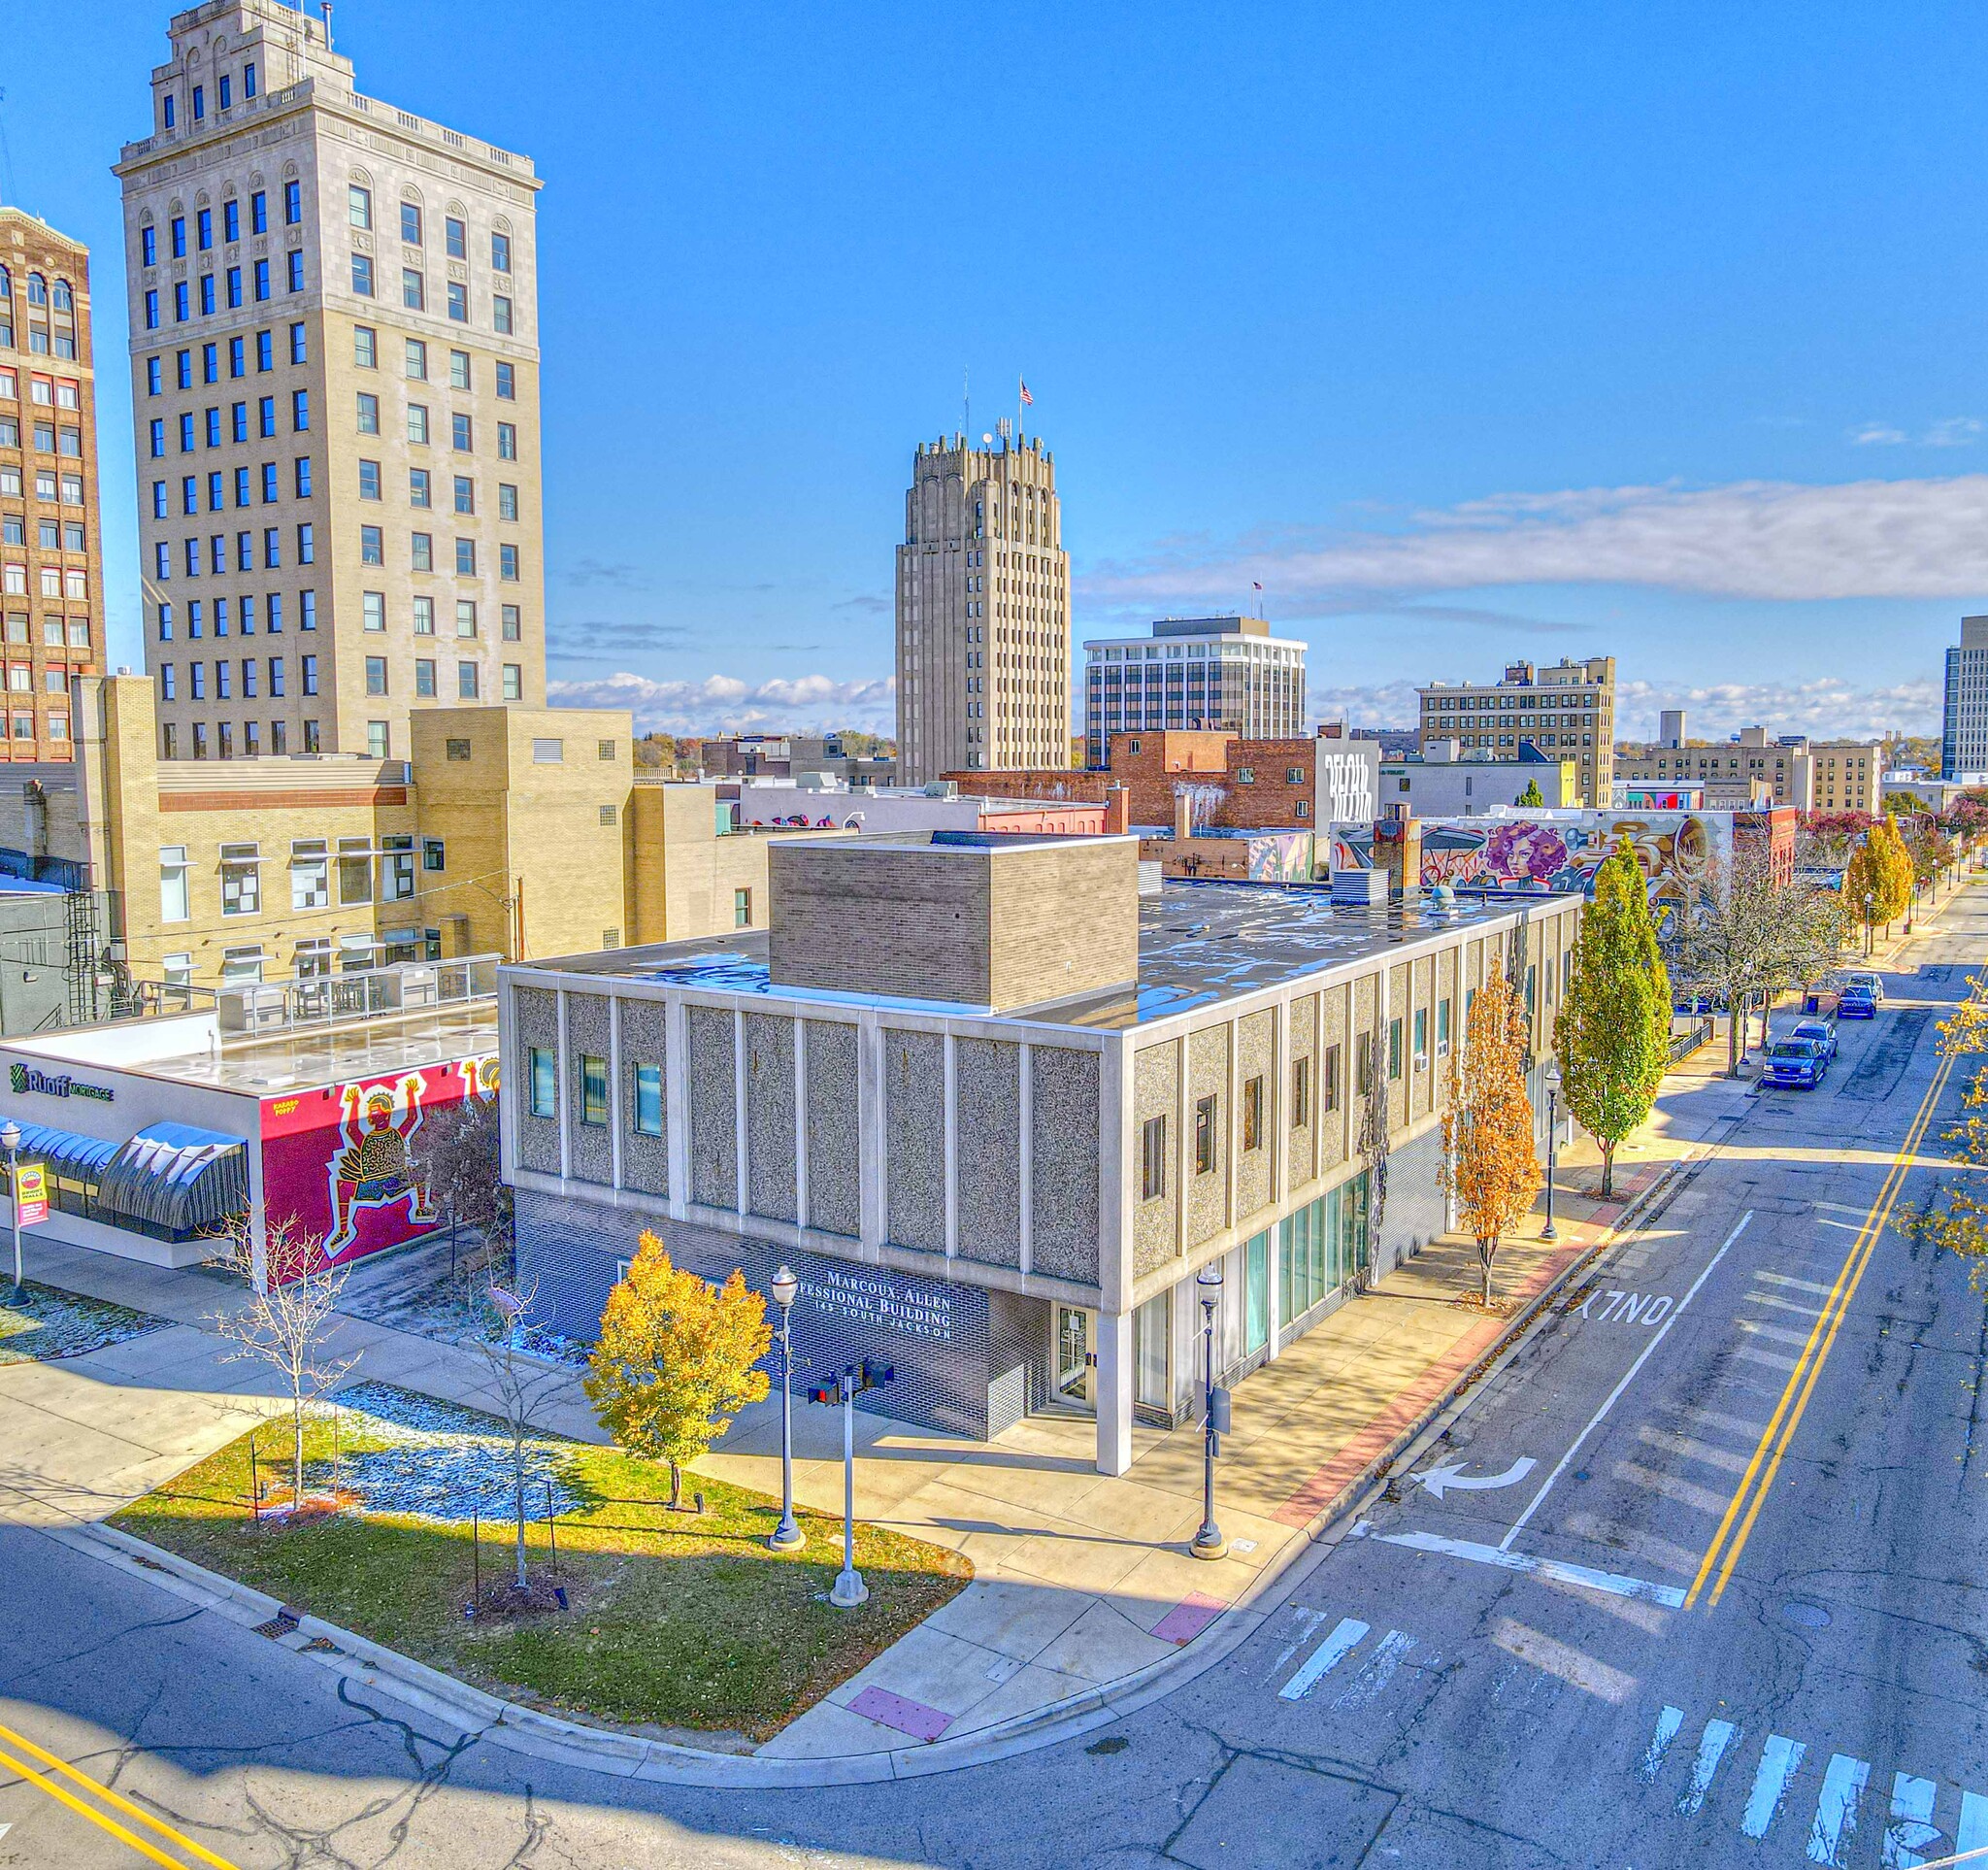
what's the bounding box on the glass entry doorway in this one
[1054,1304,1095,1410]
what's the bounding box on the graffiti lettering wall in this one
[260,1053,498,1269]
[1326,812,1736,937]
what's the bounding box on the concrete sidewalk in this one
[2,1022,1756,1765]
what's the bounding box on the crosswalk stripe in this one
[1333,1629,1412,1708]
[1639,1706,1685,1785]
[1740,1733,1808,1839]
[1808,1753,1871,1867]
[1277,1617,1369,1702]
[1958,1790,1988,1857]
[1884,1773,1941,1869]
[1679,1720,1740,1816]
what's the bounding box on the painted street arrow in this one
[1411,1455,1539,1500]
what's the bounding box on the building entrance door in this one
[1054,1304,1095,1410]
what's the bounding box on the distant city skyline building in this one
[895,432,1069,783]
[1417,656,1616,807]
[1613,724,1882,815]
[0,208,104,761]
[1943,616,1988,781]
[1080,616,1306,769]
[115,0,547,762]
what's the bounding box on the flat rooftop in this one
[528,880,1573,1030]
[19,1003,500,1096]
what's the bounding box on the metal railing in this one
[215,953,500,1036]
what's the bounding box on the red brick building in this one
[945,730,1316,830]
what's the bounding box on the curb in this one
[51,1131,1718,1790]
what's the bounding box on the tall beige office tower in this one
[896,432,1069,782]
[115,0,546,761]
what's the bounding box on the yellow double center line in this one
[0,1716,240,1869]
[1684,975,1982,1610]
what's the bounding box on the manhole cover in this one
[1782,1601,1831,1629]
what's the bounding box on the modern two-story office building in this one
[501,834,1578,1474]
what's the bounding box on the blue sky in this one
[8,0,1988,741]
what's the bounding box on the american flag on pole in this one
[1252,582,1263,592]
[1018,380,1035,407]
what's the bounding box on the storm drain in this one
[250,1608,301,1641]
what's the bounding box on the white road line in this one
[1884,1773,1941,1869]
[1759,1270,1838,1296]
[1809,1753,1871,1866]
[1639,1705,1685,1784]
[1362,1525,1687,1606]
[1499,1211,1754,1553]
[1333,1628,1413,1709]
[1958,1790,1988,1858]
[1277,1617,1370,1702]
[1678,1718,1740,1816]
[1740,1734,1808,1840]
[1264,1606,1330,1682]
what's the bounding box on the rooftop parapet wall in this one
[768,834,1140,1013]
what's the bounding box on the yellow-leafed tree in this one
[583,1231,772,1508]
[1441,968,1541,1305]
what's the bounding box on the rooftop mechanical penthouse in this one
[500,832,1579,1474]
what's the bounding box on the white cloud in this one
[546,670,895,736]
[1079,474,1988,610]
[1850,423,1908,446]
[1924,417,1983,448]
[1613,676,1940,742]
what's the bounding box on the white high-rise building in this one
[116,0,546,761]
[895,433,1069,783]
[1080,616,1307,768]
[1943,616,1988,780]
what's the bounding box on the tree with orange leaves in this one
[1441,968,1541,1305]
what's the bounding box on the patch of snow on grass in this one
[0,1282,168,1364]
[320,1380,582,1523]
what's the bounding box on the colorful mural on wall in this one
[259,1052,498,1268]
[1325,812,1737,937]
[1245,830,1317,884]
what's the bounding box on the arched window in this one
[0,267,10,302]
[0,267,11,349]
[25,275,47,308]
[51,282,72,314]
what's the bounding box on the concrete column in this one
[793,1016,810,1232]
[1018,1041,1035,1276]
[1094,1305,1134,1476]
[555,988,571,1183]
[664,994,689,1220]
[609,993,623,1190]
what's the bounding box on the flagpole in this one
[963,366,970,442]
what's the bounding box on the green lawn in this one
[114,1386,971,1741]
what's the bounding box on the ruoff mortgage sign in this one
[8,1062,115,1105]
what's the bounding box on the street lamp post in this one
[830,1369,866,1607]
[766,1266,803,1553]
[1,1120,18,1299]
[1541,1060,1562,1242]
[1864,891,1875,959]
[1190,1262,1229,1560]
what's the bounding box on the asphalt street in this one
[5,895,1987,1869]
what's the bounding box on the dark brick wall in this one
[515,1187,1041,1439]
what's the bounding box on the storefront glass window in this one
[1134,1290,1169,1410]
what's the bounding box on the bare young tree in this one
[411,1091,514,1281]
[209,1215,360,1513]
[470,1278,571,1593]
[1671,847,1850,1076]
